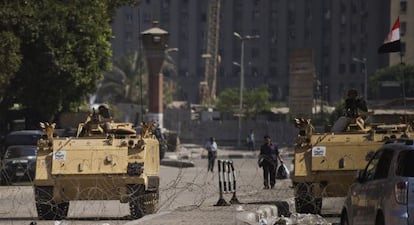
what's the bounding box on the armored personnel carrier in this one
[292,90,413,214]
[33,105,160,220]
[292,117,412,214]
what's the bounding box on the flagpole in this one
[400,52,407,123]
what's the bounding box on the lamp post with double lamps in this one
[352,57,368,101]
[233,32,260,148]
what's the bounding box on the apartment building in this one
[390,0,414,65]
[111,0,391,104]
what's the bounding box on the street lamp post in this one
[352,57,368,101]
[233,32,259,148]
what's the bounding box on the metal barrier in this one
[215,159,240,206]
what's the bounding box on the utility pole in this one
[233,32,259,148]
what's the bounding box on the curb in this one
[160,159,195,168]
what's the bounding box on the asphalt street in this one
[0,144,341,225]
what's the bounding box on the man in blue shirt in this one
[259,135,283,189]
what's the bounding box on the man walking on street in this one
[205,137,218,172]
[259,135,283,189]
[246,129,255,151]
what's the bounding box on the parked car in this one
[340,139,414,225]
[1,145,37,185]
[2,130,43,158]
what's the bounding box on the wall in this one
[164,108,297,148]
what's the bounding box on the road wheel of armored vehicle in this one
[34,186,69,220]
[127,184,159,219]
[294,183,322,214]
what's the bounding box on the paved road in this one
[0,145,341,225]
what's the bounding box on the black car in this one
[2,130,42,158]
[1,145,37,185]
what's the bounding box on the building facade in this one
[111,0,393,104]
[390,0,414,66]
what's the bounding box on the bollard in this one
[229,160,240,204]
[214,159,240,206]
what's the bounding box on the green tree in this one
[96,51,147,105]
[96,50,177,107]
[216,85,272,119]
[370,64,414,100]
[162,51,178,106]
[0,31,21,100]
[0,0,136,123]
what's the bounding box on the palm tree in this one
[96,51,147,105]
[96,50,178,106]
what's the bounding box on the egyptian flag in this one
[378,17,401,53]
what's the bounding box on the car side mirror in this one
[355,170,364,183]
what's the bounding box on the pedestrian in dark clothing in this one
[259,135,283,189]
[205,137,218,172]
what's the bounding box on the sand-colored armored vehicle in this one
[292,90,413,214]
[292,117,412,214]
[33,105,160,220]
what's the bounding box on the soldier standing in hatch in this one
[345,89,367,118]
[259,135,283,189]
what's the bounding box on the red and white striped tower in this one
[141,21,169,128]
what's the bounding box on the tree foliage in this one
[370,63,414,99]
[96,51,147,105]
[0,0,136,123]
[96,50,177,107]
[216,85,272,119]
[0,31,21,100]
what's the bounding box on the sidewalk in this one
[161,144,291,168]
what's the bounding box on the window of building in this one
[201,13,207,22]
[270,10,278,19]
[305,29,311,41]
[351,42,356,55]
[288,10,295,25]
[162,0,170,8]
[251,67,259,77]
[289,29,295,40]
[269,30,277,45]
[252,10,260,21]
[351,2,357,14]
[340,2,346,13]
[125,32,132,42]
[322,48,329,57]
[340,43,345,54]
[269,66,278,77]
[350,63,356,74]
[401,42,406,54]
[161,13,170,24]
[400,0,407,14]
[270,48,277,62]
[305,7,312,20]
[324,9,331,20]
[401,21,406,36]
[338,83,344,96]
[125,13,133,24]
[339,63,346,74]
[143,12,151,23]
[251,48,260,58]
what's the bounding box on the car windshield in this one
[5,133,41,147]
[4,146,36,159]
[396,150,414,177]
